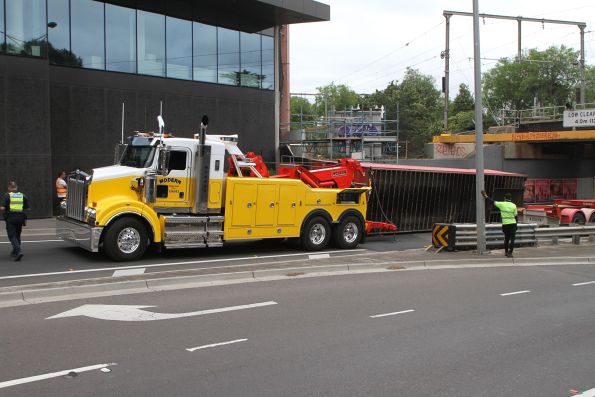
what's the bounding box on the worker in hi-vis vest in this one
[0,181,30,261]
[481,190,518,258]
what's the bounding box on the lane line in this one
[309,253,330,260]
[0,363,116,389]
[112,268,146,277]
[0,240,63,244]
[573,281,595,286]
[0,249,366,281]
[370,309,415,318]
[500,290,531,296]
[186,339,248,352]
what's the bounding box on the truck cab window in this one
[168,150,187,172]
[120,145,156,168]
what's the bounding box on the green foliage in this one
[290,96,315,123]
[451,84,474,113]
[448,110,475,133]
[368,68,442,157]
[314,83,361,116]
[483,45,580,115]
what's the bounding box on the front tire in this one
[301,216,331,251]
[103,217,149,261]
[333,215,363,249]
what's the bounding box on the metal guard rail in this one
[432,223,595,251]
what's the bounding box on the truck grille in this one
[66,170,91,222]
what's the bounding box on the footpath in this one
[0,219,594,308]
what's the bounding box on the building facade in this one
[0,0,329,217]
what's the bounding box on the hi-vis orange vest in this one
[56,178,67,198]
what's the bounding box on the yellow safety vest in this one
[494,200,517,225]
[9,192,24,212]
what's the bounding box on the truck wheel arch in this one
[103,212,155,244]
[300,210,333,236]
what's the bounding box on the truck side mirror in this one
[156,147,170,176]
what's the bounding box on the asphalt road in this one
[1,264,594,396]
[0,229,428,287]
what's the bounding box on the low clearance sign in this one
[563,108,595,127]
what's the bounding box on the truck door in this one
[155,148,191,208]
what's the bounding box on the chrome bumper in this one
[56,216,103,252]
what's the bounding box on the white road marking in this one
[186,339,247,352]
[370,309,415,318]
[0,249,365,281]
[112,268,146,277]
[309,253,330,260]
[500,290,531,296]
[0,363,116,389]
[574,387,595,397]
[47,301,278,322]
[0,239,63,244]
[572,281,595,286]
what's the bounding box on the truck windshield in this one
[120,144,156,168]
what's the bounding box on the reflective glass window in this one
[166,16,191,80]
[106,4,136,73]
[71,0,105,69]
[48,0,78,66]
[217,27,239,85]
[193,22,216,83]
[5,0,46,57]
[0,0,5,53]
[240,32,261,88]
[261,35,274,90]
[138,10,165,77]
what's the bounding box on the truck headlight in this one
[84,207,97,224]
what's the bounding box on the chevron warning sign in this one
[432,224,455,250]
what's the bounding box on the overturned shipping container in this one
[363,163,527,233]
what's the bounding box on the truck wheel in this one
[333,215,363,249]
[103,217,148,261]
[572,212,586,225]
[302,216,331,251]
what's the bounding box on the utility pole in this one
[472,0,486,254]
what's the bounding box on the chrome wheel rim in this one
[117,227,141,254]
[310,223,326,245]
[343,222,359,244]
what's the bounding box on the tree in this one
[314,83,360,116]
[483,45,581,117]
[451,83,474,113]
[368,68,442,157]
[290,96,315,123]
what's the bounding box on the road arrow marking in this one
[0,363,116,389]
[46,301,278,322]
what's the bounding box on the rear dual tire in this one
[301,215,363,251]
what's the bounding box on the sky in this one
[289,0,595,98]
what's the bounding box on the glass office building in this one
[0,0,329,217]
[1,0,275,89]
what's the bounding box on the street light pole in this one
[472,0,486,254]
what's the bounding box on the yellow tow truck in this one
[57,116,371,261]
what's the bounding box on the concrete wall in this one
[1,56,275,217]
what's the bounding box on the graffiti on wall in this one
[433,143,472,159]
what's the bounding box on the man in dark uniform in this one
[1,181,30,261]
